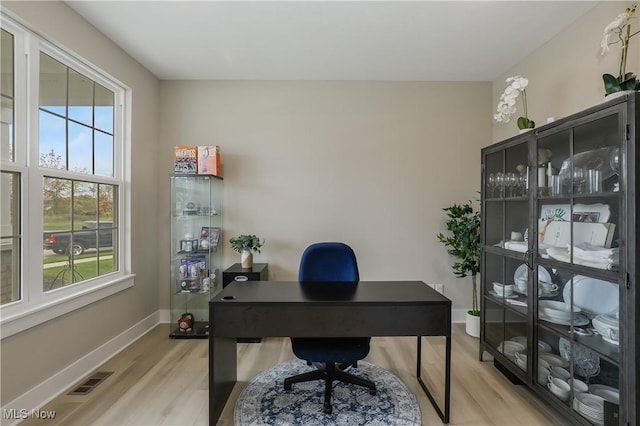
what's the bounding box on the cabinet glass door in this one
[534,108,622,418]
[482,138,530,374]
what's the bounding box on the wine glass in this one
[495,172,505,197]
[505,172,517,197]
[572,167,586,194]
[610,148,620,174]
[488,173,496,197]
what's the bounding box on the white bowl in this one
[549,366,571,381]
[493,283,515,295]
[539,353,569,368]
[568,378,589,393]
[539,300,581,320]
[497,341,525,360]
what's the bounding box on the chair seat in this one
[291,337,370,363]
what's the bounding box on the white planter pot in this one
[604,89,637,101]
[241,250,253,268]
[465,312,480,338]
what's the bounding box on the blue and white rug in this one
[234,359,421,425]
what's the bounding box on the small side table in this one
[222,263,268,343]
[222,263,268,288]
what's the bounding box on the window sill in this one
[0,274,135,339]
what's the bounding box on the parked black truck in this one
[43,221,114,256]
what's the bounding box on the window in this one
[1,28,21,306]
[0,14,132,337]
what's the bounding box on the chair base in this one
[283,362,376,414]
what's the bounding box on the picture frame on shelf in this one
[201,227,221,250]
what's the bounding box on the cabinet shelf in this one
[480,93,638,425]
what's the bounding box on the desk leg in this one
[209,336,237,425]
[416,335,451,424]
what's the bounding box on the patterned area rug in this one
[234,359,421,425]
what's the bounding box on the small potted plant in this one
[600,3,639,98]
[494,75,535,132]
[229,234,264,268]
[437,201,481,337]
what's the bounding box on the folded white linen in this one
[547,246,618,270]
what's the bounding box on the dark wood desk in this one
[209,280,452,424]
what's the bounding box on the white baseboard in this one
[452,308,469,323]
[159,308,171,323]
[1,311,160,425]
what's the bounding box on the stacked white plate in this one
[573,393,605,425]
[589,384,620,405]
[538,300,588,325]
[592,313,620,345]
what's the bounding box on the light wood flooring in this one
[21,324,571,425]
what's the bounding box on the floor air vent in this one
[68,371,113,395]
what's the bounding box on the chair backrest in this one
[298,242,359,283]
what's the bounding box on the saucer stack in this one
[573,393,605,425]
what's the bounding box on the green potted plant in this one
[600,3,639,97]
[229,234,264,268]
[437,201,481,337]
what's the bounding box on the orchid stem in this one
[620,25,631,79]
[521,90,528,124]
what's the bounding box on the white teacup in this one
[547,377,570,401]
[514,352,527,370]
[539,281,558,293]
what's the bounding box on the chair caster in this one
[284,381,292,391]
[369,388,377,395]
[323,403,332,414]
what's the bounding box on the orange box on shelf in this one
[197,145,221,176]
[174,146,198,174]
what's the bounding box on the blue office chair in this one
[283,242,376,414]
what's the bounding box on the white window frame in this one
[0,13,134,339]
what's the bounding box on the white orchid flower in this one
[495,75,533,129]
[600,3,637,55]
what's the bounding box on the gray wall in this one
[158,81,490,313]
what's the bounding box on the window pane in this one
[39,111,67,169]
[68,121,92,173]
[95,131,113,177]
[1,172,21,305]
[1,30,14,97]
[73,181,97,225]
[39,52,66,116]
[98,184,115,224]
[1,96,13,162]
[1,29,14,163]
[95,83,114,133]
[42,179,118,291]
[43,177,72,232]
[68,68,93,126]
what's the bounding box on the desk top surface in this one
[211,280,450,305]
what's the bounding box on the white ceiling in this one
[66,1,599,81]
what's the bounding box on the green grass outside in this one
[44,257,115,288]
[43,249,112,265]
[43,216,113,232]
